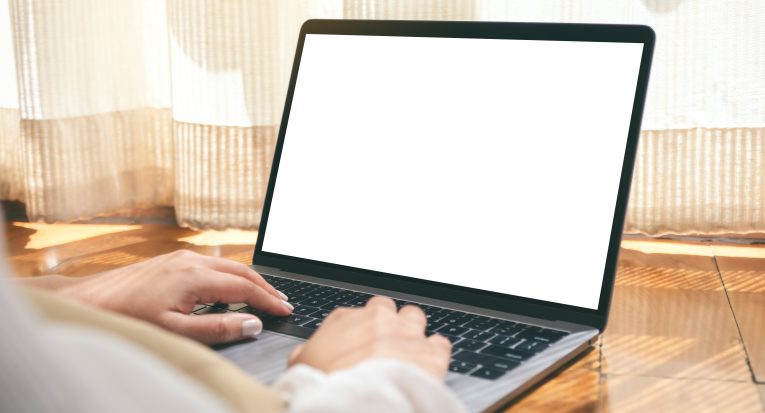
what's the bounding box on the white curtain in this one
[473,1,765,235]
[1,0,764,234]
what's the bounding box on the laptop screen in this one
[261,33,644,310]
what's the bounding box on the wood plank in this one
[714,244,765,383]
[505,339,601,412]
[600,375,763,412]
[4,222,257,278]
[506,350,600,413]
[602,244,751,381]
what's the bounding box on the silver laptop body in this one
[217,20,655,412]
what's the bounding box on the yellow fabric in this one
[21,287,284,413]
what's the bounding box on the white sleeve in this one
[273,359,467,413]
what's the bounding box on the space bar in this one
[264,320,314,339]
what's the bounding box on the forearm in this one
[15,274,89,291]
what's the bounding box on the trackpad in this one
[217,331,305,384]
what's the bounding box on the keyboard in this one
[193,274,569,380]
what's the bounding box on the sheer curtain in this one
[1,0,764,234]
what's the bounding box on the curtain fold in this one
[167,0,338,229]
[1,0,764,234]
[19,109,174,221]
[174,122,277,229]
[4,0,175,221]
[626,128,765,235]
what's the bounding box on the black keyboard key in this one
[436,325,469,337]
[484,358,519,372]
[452,350,520,371]
[426,321,445,331]
[463,319,496,330]
[271,314,313,327]
[489,324,524,336]
[481,345,532,361]
[471,315,493,323]
[303,318,323,329]
[454,339,488,352]
[448,360,478,374]
[287,293,309,303]
[515,326,542,337]
[425,312,442,321]
[306,290,333,299]
[461,330,496,342]
[452,350,487,365]
[470,367,505,380]
[194,303,228,314]
[437,309,458,318]
[264,320,315,339]
[282,286,309,295]
[423,307,445,317]
[435,314,471,326]
[517,328,568,344]
[325,293,354,303]
[210,302,230,311]
[488,335,523,348]
[293,305,319,316]
[308,308,332,319]
[320,302,344,311]
[515,340,549,354]
[346,296,370,307]
[298,298,326,308]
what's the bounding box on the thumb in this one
[162,312,263,344]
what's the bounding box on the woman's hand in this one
[58,249,293,344]
[288,296,452,379]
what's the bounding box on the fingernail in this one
[276,290,289,301]
[242,318,263,337]
[282,300,294,312]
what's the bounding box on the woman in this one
[1,237,466,412]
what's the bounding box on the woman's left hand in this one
[58,249,293,344]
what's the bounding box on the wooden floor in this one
[4,221,765,412]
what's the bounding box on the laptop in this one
[209,19,655,412]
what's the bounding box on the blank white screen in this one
[262,34,643,309]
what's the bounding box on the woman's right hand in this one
[287,296,452,379]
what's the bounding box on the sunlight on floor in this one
[621,239,712,256]
[16,222,140,250]
[178,228,258,246]
[621,239,765,259]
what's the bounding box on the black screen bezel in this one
[253,19,655,331]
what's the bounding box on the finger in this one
[427,333,453,355]
[365,296,397,312]
[398,305,427,330]
[195,270,292,316]
[203,257,287,301]
[287,344,305,366]
[162,312,263,344]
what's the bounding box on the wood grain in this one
[714,246,765,383]
[603,247,750,381]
